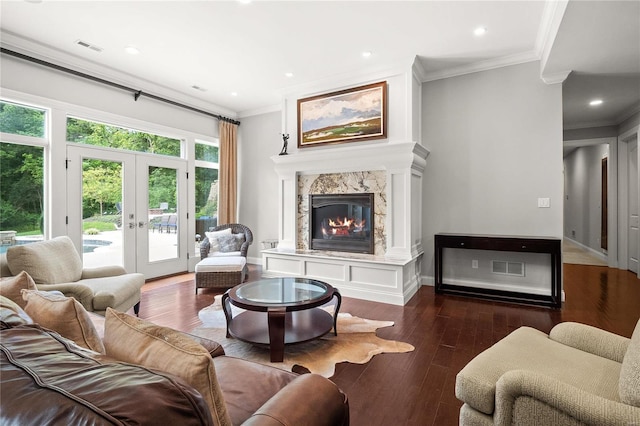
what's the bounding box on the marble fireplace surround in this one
[262,142,429,305]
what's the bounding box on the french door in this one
[67,145,188,279]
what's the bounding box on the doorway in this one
[628,140,639,273]
[67,145,188,279]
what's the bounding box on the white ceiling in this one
[1,0,638,129]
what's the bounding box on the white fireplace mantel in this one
[262,141,429,305]
[272,141,429,177]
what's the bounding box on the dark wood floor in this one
[138,264,640,426]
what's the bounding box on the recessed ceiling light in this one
[285,72,294,78]
[125,46,140,55]
[362,51,372,58]
[589,99,603,106]
[474,27,487,36]
[231,92,238,97]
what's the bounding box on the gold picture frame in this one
[297,81,387,148]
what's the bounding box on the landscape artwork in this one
[297,81,387,148]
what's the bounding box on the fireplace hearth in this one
[309,193,374,254]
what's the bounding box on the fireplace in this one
[309,193,374,254]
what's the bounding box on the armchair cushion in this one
[205,228,232,253]
[7,236,83,284]
[0,271,37,308]
[103,308,232,426]
[620,319,640,407]
[21,290,104,353]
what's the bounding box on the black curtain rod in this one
[1,48,240,126]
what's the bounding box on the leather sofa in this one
[0,293,350,426]
[455,321,640,425]
[1,236,144,315]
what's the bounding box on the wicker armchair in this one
[196,224,253,292]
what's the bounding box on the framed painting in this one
[297,81,387,148]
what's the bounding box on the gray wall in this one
[237,111,282,262]
[421,61,564,277]
[563,144,609,251]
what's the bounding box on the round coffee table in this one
[221,277,341,362]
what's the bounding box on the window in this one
[0,101,45,137]
[195,141,219,163]
[0,101,47,246]
[66,117,181,157]
[194,140,219,234]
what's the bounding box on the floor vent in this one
[492,260,525,277]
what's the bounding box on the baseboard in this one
[565,237,608,262]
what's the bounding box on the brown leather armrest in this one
[182,331,225,358]
[242,374,349,426]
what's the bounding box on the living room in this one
[1,1,639,425]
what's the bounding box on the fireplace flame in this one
[322,217,366,236]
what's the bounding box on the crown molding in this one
[411,56,428,83]
[563,119,619,131]
[238,103,281,119]
[421,50,539,83]
[541,70,571,84]
[537,0,569,73]
[1,30,238,119]
[617,101,640,124]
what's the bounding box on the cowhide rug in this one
[191,295,414,378]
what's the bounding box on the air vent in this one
[491,260,525,277]
[75,40,103,53]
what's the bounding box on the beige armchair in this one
[456,320,640,425]
[2,236,144,315]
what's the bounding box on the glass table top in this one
[234,277,331,306]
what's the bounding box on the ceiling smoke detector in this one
[75,40,103,53]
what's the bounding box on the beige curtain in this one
[218,121,238,224]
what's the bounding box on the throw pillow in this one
[0,271,37,308]
[103,308,232,426]
[619,319,640,407]
[205,228,232,253]
[6,236,83,284]
[0,295,33,327]
[21,289,105,354]
[216,234,244,253]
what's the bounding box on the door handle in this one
[128,222,136,229]
[138,221,147,228]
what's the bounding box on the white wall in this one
[421,61,564,277]
[564,144,609,251]
[237,111,282,262]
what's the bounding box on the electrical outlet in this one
[472,259,478,269]
[537,197,550,208]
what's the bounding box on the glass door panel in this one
[81,158,124,268]
[147,165,178,262]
